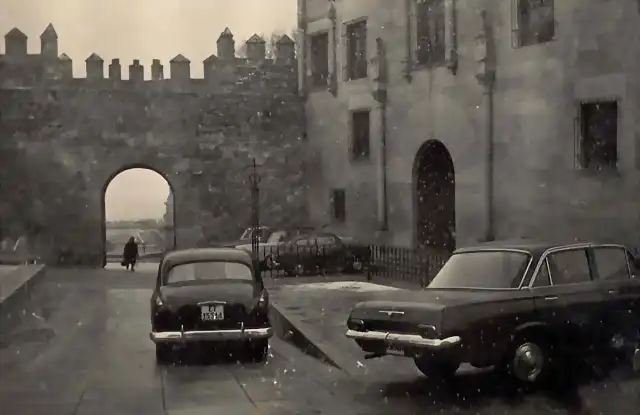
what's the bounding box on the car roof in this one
[454,239,626,256]
[162,248,253,269]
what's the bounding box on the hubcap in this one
[513,342,545,382]
[352,259,363,271]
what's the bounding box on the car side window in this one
[592,247,630,281]
[546,249,592,285]
[532,259,552,287]
[296,238,312,247]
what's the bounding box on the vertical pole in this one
[249,158,261,276]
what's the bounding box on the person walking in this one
[122,236,139,272]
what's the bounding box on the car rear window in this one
[428,251,530,289]
[165,261,253,284]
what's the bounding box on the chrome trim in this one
[529,258,553,288]
[197,300,227,306]
[379,310,405,316]
[150,326,273,343]
[345,329,461,349]
[528,244,605,288]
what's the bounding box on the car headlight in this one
[155,296,164,307]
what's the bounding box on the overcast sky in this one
[0,0,297,221]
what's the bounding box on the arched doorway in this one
[413,139,456,252]
[101,166,176,267]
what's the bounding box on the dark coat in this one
[123,241,139,262]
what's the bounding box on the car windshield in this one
[428,251,530,289]
[165,261,253,284]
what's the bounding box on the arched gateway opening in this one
[102,166,175,267]
[413,139,456,252]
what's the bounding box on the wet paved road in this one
[1,266,640,415]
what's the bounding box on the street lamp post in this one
[248,158,262,274]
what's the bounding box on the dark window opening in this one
[350,110,370,160]
[310,32,329,88]
[515,0,555,47]
[579,101,618,171]
[331,189,346,222]
[416,0,446,66]
[346,20,368,80]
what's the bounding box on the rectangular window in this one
[350,110,370,160]
[346,19,368,80]
[546,249,592,285]
[592,247,630,281]
[578,101,618,170]
[514,0,555,47]
[416,0,446,66]
[310,31,329,88]
[331,189,346,222]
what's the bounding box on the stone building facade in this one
[300,0,640,250]
[0,24,306,265]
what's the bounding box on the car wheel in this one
[264,255,274,270]
[294,263,307,276]
[247,340,269,362]
[413,355,459,381]
[350,256,364,273]
[155,344,172,364]
[502,334,554,385]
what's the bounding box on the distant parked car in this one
[235,227,316,270]
[214,226,273,248]
[149,248,273,363]
[345,240,640,385]
[272,232,371,276]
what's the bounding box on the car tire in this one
[350,255,364,273]
[413,355,459,381]
[155,344,172,364]
[247,340,269,362]
[264,255,274,270]
[502,333,554,385]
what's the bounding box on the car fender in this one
[511,321,556,343]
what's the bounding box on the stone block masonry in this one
[0,24,307,265]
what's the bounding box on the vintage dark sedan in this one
[345,241,640,384]
[272,232,371,276]
[149,248,272,363]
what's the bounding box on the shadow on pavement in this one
[156,344,269,369]
[368,354,640,414]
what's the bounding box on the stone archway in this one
[100,164,176,267]
[413,139,456,252]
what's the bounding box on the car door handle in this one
[608,289,619,295]
[544,296,558,301]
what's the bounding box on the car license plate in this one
[200,304,224,321]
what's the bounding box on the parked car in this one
[214,226,273,248]
[345,240,640,385]
[235,227,316,270]
[273,232,371,276]
[149,248,273,363]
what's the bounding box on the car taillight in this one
[257,291,268,309]
[347,318,365,332]
[418,324,438,339]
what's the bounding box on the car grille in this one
[154,303,252,331]
[364,320,419,334]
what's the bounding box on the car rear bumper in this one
[345,329,461,349]
[150,326,273,344]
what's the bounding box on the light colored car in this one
[236,229,311,269]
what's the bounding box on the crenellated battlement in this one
[0,24,297,89]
